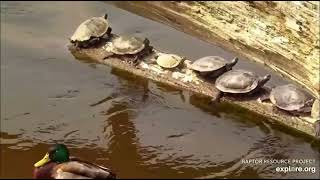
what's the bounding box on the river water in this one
[0,1,319,179]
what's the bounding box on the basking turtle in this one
[70,13,112,48]
[258,84,314,113]
[33,144,116,179]
[108,35,152,64]
[190,56,238,78]
[156,53,185,69]
[215,69,271,95]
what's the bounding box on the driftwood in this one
[67,36,319,140]
[109,1,320,98]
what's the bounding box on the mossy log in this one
[109,1,320,98]
[68,37,319,140]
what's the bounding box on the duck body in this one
[33,160,116,179]
[33,144,116,179]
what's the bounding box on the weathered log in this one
[68,39,319,140]
[109,1,320,98]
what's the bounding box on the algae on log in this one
[68,41,319,140]
[109,1,320,98]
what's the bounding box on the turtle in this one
[215,69,271,98]
[190,56,238,78]
[258,84,314,114]
[108,35,152,65]
[70,13,112,48]
[156,53,185,69]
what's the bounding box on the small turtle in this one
[156,53,185,69]
[258,84,314,113]
[70,13,112,48]
[108,35,152,64]
[190,56,238,78]
[215,69,271,95]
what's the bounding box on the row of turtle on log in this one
[69,13,320,137]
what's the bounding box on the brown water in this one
[1,1,319,179]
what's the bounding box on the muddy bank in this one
[108,1,320,98]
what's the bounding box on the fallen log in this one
[67,36,319,141]
[109,1,320,98]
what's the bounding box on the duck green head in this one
[34,144,70,168]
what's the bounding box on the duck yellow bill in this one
[34,153,50,168]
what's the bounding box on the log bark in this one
[109,1,320,98]
[68,39,319,140]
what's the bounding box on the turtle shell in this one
[270,84,311,111]
[110,36,146,55]
[215,69,260,93]
[71,17,109,42]
[156,54,183,68]
[190,56,228,72]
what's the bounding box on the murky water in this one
[1,1,319,179]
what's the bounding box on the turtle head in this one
[143,38,150,46]
[259,74,271,87]
[226,57,238,70]
[34,144,70,168]
[104,13,108,20]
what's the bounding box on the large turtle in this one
[215,69,271,96]
[190,56,238,78]
[107,35,152,65]
[258,84,314,113]
[258,84,320,137]
[156,53,185,69]
[70,13,112,48]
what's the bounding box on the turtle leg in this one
[80,41,90,48]
[88,37,100,47]
[132,56,140,66]
[296,99,314,114]
[102,28,112,41]
[257,87,272,103]
[148,46,154,54]
[305,98,315,107]
[210,91,224,104]
[74,41,81,49]
[298,106,312,114]
[124,56,136,66]
[107,27,112,35]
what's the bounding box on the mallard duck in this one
[33,144,116,179]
